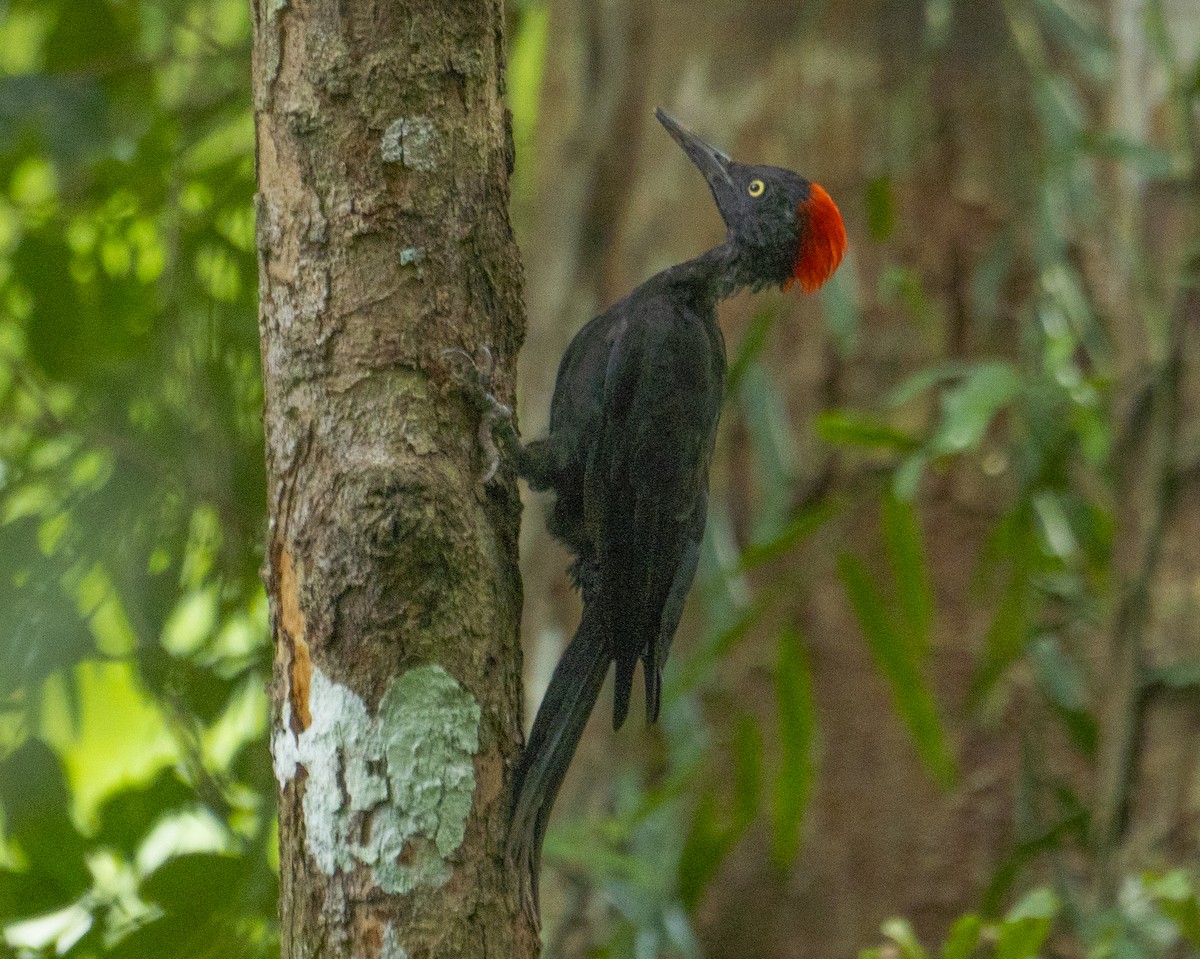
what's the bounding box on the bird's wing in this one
[588,295,720,727]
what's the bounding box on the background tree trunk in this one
[251,2,536,957]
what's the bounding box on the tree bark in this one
[251,2,536,957]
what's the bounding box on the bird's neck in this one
[663,242,756,304]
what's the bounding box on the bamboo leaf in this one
[678,791,729,912]
[888,361,975,408]
[772,629,817,866]
[817,409,920,453]
[727,306,778,393]
[839,554,957,788]
[739,362,799,541]
[737,497,840,572]
[969,555,1031,708]
[822,255,859,358]
[881,492,933,660]
[731,713,763,831]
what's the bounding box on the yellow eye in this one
[747,179,765,197]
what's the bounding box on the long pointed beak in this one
[655,108,734,189]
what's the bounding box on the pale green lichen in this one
[380,923,408,959]
[271,665,481,893]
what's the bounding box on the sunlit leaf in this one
[941,913,982,959]
[817,409,920,453]
[881,917,930,959]
[995,888,1059,959]
[1146,870,1200,945]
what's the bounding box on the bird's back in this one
[544,281,725,725]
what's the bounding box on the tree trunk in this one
[251,2,536,957]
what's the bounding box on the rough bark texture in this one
[251,2,536,957]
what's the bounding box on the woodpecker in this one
[461,109,846,918]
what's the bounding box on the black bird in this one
[466,109,846,917]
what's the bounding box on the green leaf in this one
[969,541,1031,707]
[821,255,859,358]
[668,589,775,698]
[141,854,248,917]
[893,453,928,501]
[507,1,549,180]
[888,361,976,408]
[106,915,261,959]
[1081,133,1175,179]
[865,176,896,241]
[727,306,778,393]
[881,492,933,660]
[772,630,817,866]
[0,741,91,901]
[881,918,930,959]
[739,362,799,541]
[981,814,1085,916]
[1027,635,1096,753]
[930,362,1022,455]
[731,714,763,830]
[1145,659,1200,690]
[737,497,840,572]
[94,768,195,855]
[941,914,982,959]
[678,792,731,912]
[839,554,957,788]
[995,889,1058,959]
[816,409,920,453]
[1146,870,1200,945]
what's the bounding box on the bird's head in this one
[656,108,846,293]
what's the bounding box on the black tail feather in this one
[643,658,662,724]
[507,611,611,920]
[612,655,636,731]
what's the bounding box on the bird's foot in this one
[442,345,513,484]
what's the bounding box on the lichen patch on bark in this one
[270,665,482,894]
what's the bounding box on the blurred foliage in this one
[1,0,1198,957]
[0,0,272,955]
[862,872,1200,959]
[527,0,1200,957]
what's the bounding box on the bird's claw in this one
[443,345,511,485]
[441,345,496,395]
